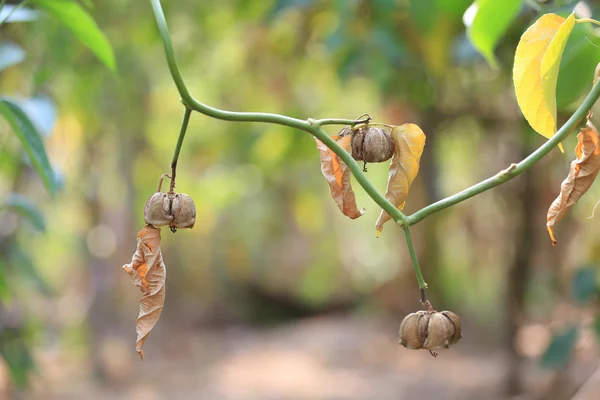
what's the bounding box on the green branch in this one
[403,226,427,290]
[170,107,192,193]
[150,0,600,302]
[407,79,600,226]
[149,0,409,227]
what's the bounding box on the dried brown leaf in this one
[315,134,364,219]
[376,124,426,235]
[547,120,600,245]
[122,225,166,359]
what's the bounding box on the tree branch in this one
[407,80,600,226]
[149,0,409,227]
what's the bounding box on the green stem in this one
[149,0,409,226]
[403,226,427,290]
[576,18,600,27]
[408,79,600,226]
[170,107,192,192]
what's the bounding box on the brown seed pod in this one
[398,310,462,351]
[144,191,196,230]
[350,126,394,163]
[144,192,173,227]
[171,193,196,229]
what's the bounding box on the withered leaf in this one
[122,225,166,359]
[547,120,600,245]
[376,124,426,235]
[315,134,364,219]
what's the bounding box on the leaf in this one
[0,327,35,388]
[540,325,578,369]
[10,245,52,296]
[513,13,576,152]
[464,0,522,68]
[556,24,600,109]
[0,258,11,302]
[21,96,57,136]
[0,42,25,72]
[122,225,166,360]
[376,124,426,235]
[547,120,600,245]
[0,5,40,23]
[32,0,116,72]
[1,193,46,232]
[0,98,56,196]
[315,133,364,219]
[593,315,600,341]
[571,266,598,304]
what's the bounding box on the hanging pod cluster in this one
[315,121,426,235]
[398,310,462,351]
[121,177,197,359]
[144,191,196,231]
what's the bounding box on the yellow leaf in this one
[513,13,576,152]
[547,121,600,245]
[122,225,166,360]
[375,124,426,234]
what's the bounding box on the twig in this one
[170,108,192,193]
[149,0,600,295]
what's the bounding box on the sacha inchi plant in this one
[118,0,600,359]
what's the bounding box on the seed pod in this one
[144,192,173,227]
[351,127,394,163]
[171,193,196,229]
[398,311,429,349]
[398,310,462,351]
[144,191,196,230]
[440,311,462,345]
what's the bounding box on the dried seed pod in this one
[398,311,429,349]
[440,311,462,345]
[351,127,394,163]
[144,192,173,227]
[398,310,462,351]
[171,193,196,229]
[144,191,196,230]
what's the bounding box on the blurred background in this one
[1,0,600,399]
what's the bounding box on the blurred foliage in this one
[0,0,599,396]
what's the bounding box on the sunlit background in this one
[1,0,600,399]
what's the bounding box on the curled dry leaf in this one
[315,135,364,219]
[376,124,426,235]
[547,120,600,245]
[122,225,166,359]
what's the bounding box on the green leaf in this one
[0,98,56,196]
[0,327,35,388]
[22,95,56,135]
[465,0,522,68]
[557,24,600,109]
[593,315,600,341]
[1,193,46,232]
[10,245,51,296]
[0,42,25,71]
[540,326,578,369]
[32,0,116,72]
[571,266,598,304]
[0,258,11,302]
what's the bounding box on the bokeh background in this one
[2,0,600,399]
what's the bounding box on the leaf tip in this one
[547,226,558,246]
[376,229,382,238]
